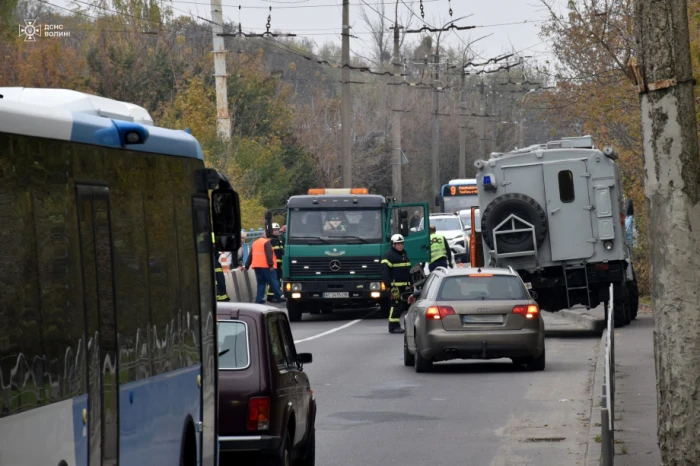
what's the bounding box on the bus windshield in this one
[443,194,479,213]
[288,209,383,244]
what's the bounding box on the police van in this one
[472,136,638,327]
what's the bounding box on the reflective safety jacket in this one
[270,235,284,266]
[429,233,452,264]
[247,238,276,269]
[381,247,412,288]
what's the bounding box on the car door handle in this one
[294,374,299,382]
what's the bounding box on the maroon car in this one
[217,303,316,466]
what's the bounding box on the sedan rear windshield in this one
[437,275,529,301]
[218,321,250,369]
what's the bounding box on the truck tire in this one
[627,271,639,320]
[613,280,628,328]
[481,193,548,254]
[286,301,303,322]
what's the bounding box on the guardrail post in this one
[601,408,613,466]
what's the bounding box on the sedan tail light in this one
[513,304,540,319]
[247,397,270,431]
[426,306,456,320]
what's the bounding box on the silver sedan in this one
[403,266,545,372]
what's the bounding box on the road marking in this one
[294,309,378,344]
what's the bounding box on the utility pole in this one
[390,10,402,202]
[211,0,230,140]
[341,0,352,187]
[478,78,485,159]
[458,68,466,178]
[490,79,497,153]
[633,0,700,463]
[431,48,440,201]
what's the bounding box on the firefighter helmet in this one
[391,234,405,244]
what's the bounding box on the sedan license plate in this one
[323,292,349,298]
[462,314,503,324]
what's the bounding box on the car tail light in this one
[247,397,270,431]
[426,305,456,320]
[513,304,540,319]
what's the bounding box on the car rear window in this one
[218,321,249,369]
[437,275,529,301]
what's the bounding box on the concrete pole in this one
[341,0,352,187]
[211,0,230,140]
[633,0,700,462]
[458,69,466,178]
[478,78,485,159]
[431,49,440,202]
[491,80,497,153]
[391,20,402,202]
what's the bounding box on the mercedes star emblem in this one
[329,260,342,272]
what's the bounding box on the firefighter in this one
[381,234,412,334]
[212,232,230,302]
[267,223,285,299]
[428,224,453,272]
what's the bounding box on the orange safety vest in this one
[251,238,276,269]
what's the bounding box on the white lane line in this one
[294,308,379,344]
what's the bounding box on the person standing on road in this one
[381,234,412,334]
[409,210,422,230]
[428,225,453,272]
[212,233,230,302]
[267,223,285,300]
[241,231,285,304]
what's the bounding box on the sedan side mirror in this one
[297,353,312,364]
[413,289,422,298]
[529,290,539,300]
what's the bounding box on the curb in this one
[585,332,607,466]
[560,309,606,332]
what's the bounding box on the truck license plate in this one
[323,292,349,298]
[462,315,503,324]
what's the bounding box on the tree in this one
[633,1,700,463]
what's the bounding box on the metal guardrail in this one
[601,283,616,465]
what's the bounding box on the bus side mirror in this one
[211,189,242,253]
[435,194,440,207]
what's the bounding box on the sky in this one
[43,0,568,67]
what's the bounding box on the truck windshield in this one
[443,195,479,214]
[288,209,383,244]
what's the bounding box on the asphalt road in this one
[286,307,602,466]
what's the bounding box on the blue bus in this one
[0,88,241,466]
[435,178,479,213]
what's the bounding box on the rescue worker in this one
[212,232,230,302]
[241,230,285,304]
[428,224,453,272]
[381,234,412,334]
[323,211,347,231]
[267,223,285,299]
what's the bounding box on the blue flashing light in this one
[185,128,191,134]
[483,175,492,185]
[112,120,149,146]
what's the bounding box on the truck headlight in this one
[604,241,613,251]
[369,282,381,291]
[292,283,302,291]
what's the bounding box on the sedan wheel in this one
[403,334,415,367]
[526,347,545,371]
[414,341,433,373]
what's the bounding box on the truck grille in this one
[290,257,382,276]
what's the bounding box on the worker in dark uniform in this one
[267,223,285,299]
[429,224,453,272]
[212,232,230,302]
[381,234,412,334]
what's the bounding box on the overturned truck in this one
[473,136,638,327]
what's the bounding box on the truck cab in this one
[473,136,638,327]
[281,188,430,321]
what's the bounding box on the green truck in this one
[275,188,430,322]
